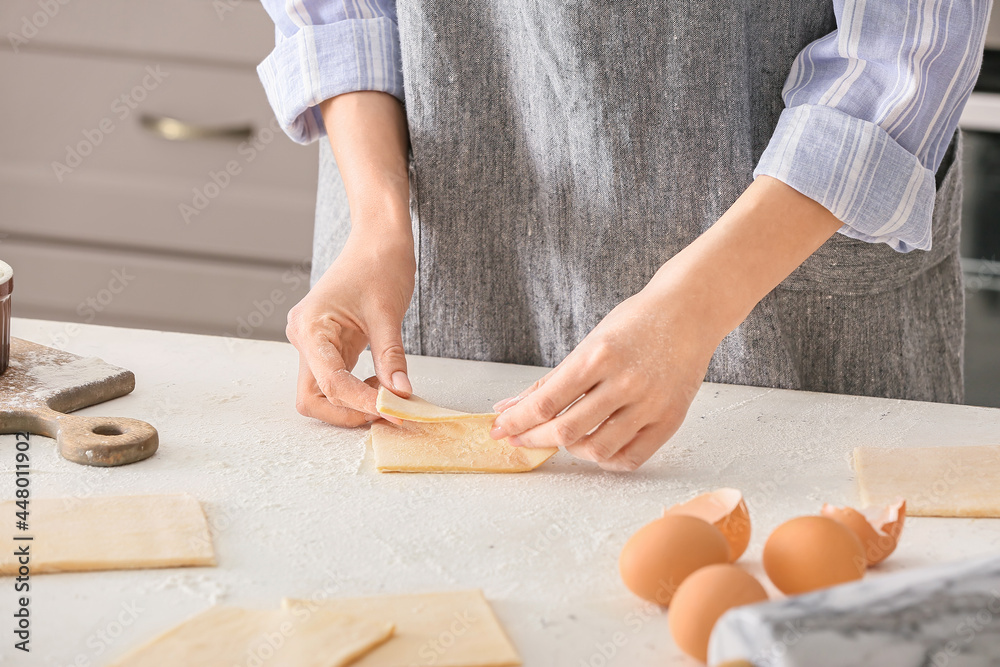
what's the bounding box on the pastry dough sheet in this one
[377,389,493,422]
[283,590,521,667]
[371,418,555,473]
[0,494,215,574]
[109,606,393,667]
[855,445,1000,517]
[371,388,556,473]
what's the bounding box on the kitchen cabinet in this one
[0,0,317,340]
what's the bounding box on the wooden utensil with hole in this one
[0,338,157,466]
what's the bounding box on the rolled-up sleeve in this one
[257,0,403,145]
[755,1,993,252]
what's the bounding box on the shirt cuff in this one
[754,105,937,253]
[257,17,404,145]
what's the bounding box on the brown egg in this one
[762,516,866,595]
[821,499,906,566]
[665,488,751,562]
[668,564,769,662]
[619,515,730,605]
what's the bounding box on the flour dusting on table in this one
[6,320,1000,666]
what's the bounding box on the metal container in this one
[0,261,11,375]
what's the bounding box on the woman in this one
[257,0,990,470]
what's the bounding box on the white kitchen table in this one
[2,318,999,666]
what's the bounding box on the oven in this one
[959,14,1000,408]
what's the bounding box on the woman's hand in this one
[288,90,414,427]
[287,232,415,427]
[489,271,719,471]
[490,176,843,470]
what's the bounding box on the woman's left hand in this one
[489,267,720,472]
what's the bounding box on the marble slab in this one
[710,555,1000,667]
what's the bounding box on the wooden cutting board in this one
[0,338,157,466]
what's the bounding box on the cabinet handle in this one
[140,114,254,141]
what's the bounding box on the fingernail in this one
[490,422,507,440]
[381,413,404,425]
[391,371,412,394]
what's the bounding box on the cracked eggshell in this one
[762,516,867,595]
[665,488,751,562]
[619,515,730,606]
[821,499,906,566]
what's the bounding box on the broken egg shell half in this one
[619,515,731,606]
[821,499,906,566]
[762,515,867,595]
[664,487,751,562]
[668,563,769,663]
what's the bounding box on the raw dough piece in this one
[109,606,393,667]
[376,388,493,422]
[371,419,555,473]
[0,494,215,574]
[371,387,556,473]
[855,445,1000,517]
[283,590,521,667]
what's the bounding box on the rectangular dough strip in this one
[854,445,1000,517]
[371,388,556,473]
[0,494,215,574]
[376,388,495,422]
[109,606,394,667]
[283,590,521,667]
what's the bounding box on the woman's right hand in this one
[286,230,415,427]
[288,91,414,427]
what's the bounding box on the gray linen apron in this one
[313,1,965,404]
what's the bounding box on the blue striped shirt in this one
[257,0,993,253]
